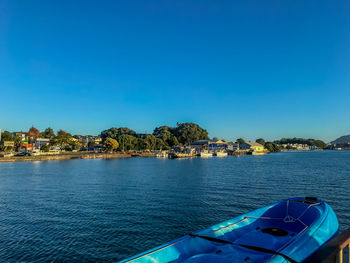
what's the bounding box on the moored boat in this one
[170,152,195,158]
[215,151,228,157]
[169,148,196,159]
[200,150,213,158]
[155,150,169,158]
[251,151,265,155]
[121,197,339,263]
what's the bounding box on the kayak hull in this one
[121,197,339,263]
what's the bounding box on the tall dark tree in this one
[144,134,157,150]
[118,134,137,151]
[41,127,55,138]
[1,131,13,141]
[172,123,209,145]
[100,127,136,141]
[153,126,170,138]
[155,138,170,150]
[256,138,265,146]
[28,126,40,142]
[167,135,179,147]
[51,130,73,149]
[265,142,281,152]
[153,126,179,147]
[236,138,245,144]
[135,138,148,150]
[57,129,70,136]
[13,136,23,151]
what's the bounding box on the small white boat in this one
[216,151,228,157]
[200,150,213,158]
[155,150,168,158]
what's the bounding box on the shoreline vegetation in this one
[1,122,344,163]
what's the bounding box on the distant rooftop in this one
[190,139,227,145]
[243,141,264,147]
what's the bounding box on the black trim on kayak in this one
[189,234,298,263]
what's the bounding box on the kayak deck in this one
[122,197,339,263]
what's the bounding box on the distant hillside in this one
[274,137,326,149]
[331,135,350,145]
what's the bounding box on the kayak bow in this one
[121,197,339,263]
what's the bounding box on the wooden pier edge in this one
[303,228,350,263]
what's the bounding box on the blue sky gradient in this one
[1,1,349,142]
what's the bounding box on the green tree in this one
[143,134,158,150]
[41,127,55,138]
[51,131,73,149]
[118,134,137,151]
[156,138,170,150]
[153,126,179,147]
[100,127,136,141]
[135,138,148,150]
[13,136,23,151]
[236,138,245,144]
[57,129,70,136]
[167,135,179,147]
[256,138,265,146]
[1,131,13,142]
[153,126,171,138]
[103,138,119,152]
[265,142,281,152]
[172,122,209,145]
[69,140,83,151]
[41,144,50,152]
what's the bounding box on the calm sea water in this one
[0,151,349,262]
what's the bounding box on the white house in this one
[35,138,50,149]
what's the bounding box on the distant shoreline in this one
[0,152,155,163]
[0,149,343,163]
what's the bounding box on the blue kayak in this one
[121,197,338,263]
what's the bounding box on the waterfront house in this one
[94,137,102,144]
[88,144,104,152]
[73,135,83,141]
[239,142,265,152]
[22,142,35,152]
[278,143,313,151]
[190,140,229,151]
[227,142,239,151]
[48,146,61,154]
[35,138,50,149]
[2,141,15,148]
[12,132,28,141]
[76,135,103,144]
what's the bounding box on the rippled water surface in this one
[0,151,349,262]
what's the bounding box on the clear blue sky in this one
[1,1,349,142]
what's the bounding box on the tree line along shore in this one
[0,122,329,162]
